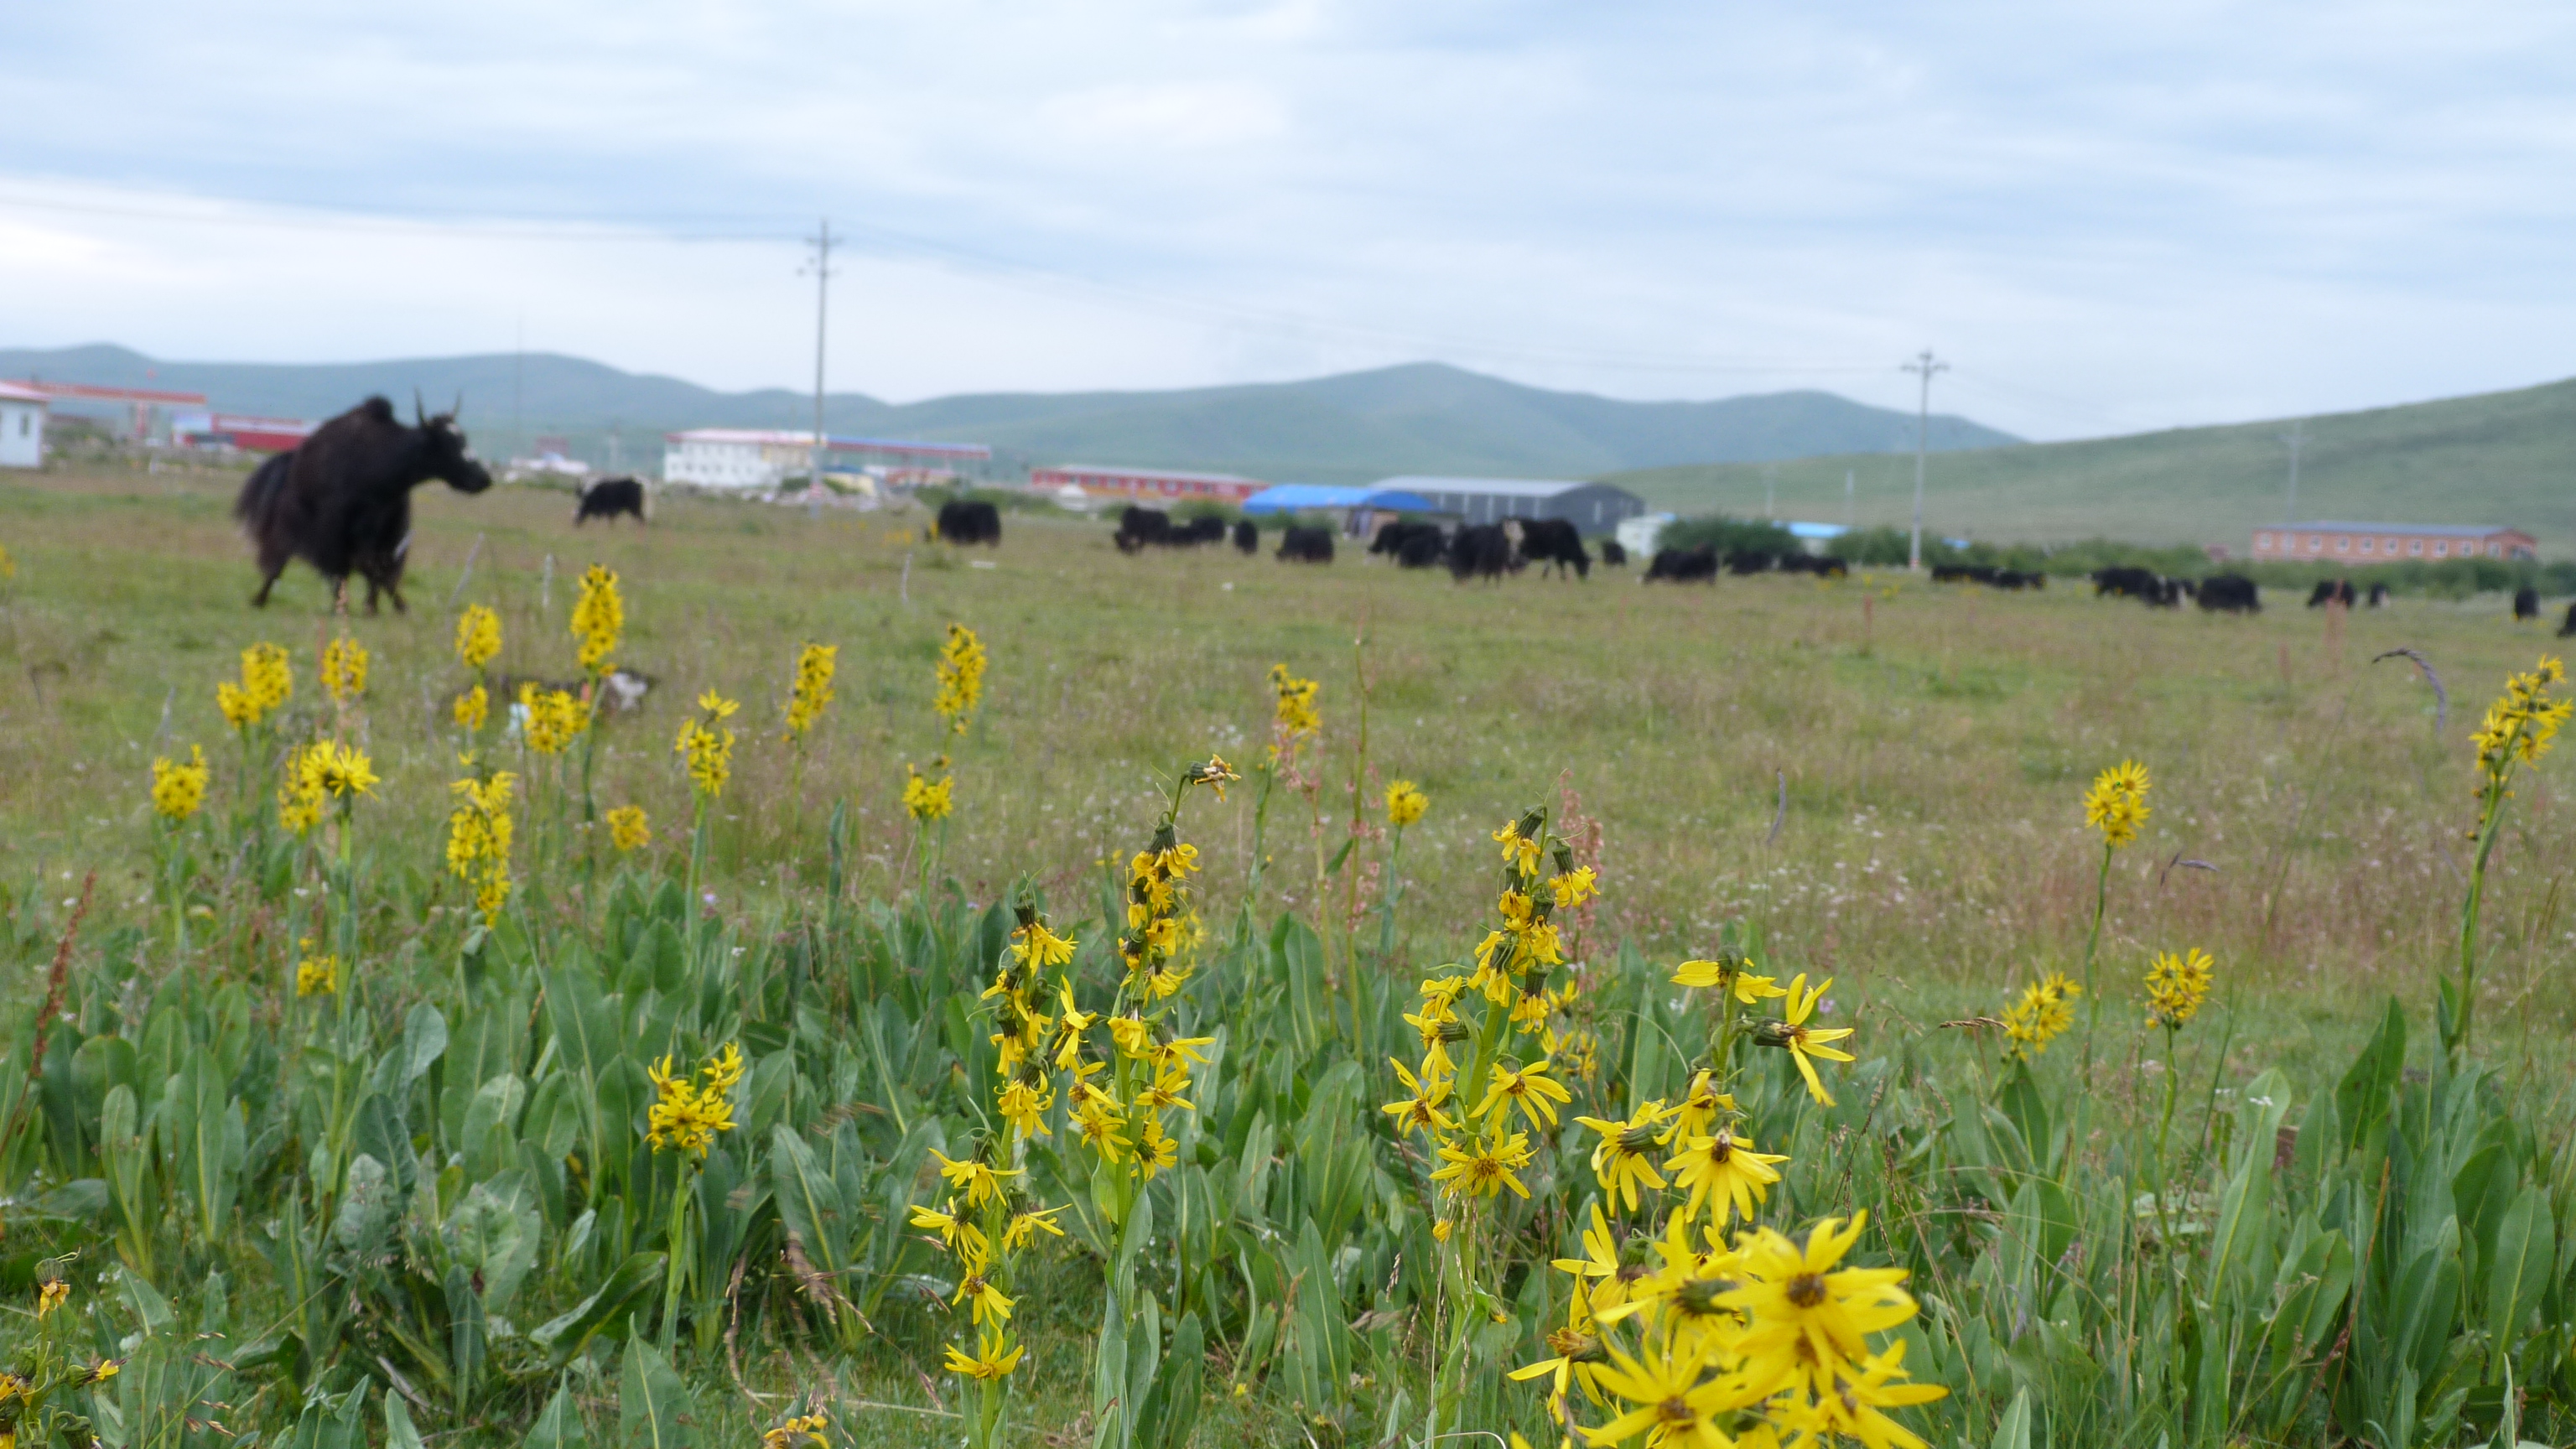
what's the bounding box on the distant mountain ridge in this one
[0,344,2016,485]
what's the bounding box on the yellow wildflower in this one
[2082,759,2152,848]
[943,1334,1026,1381]
[453,683,489,732]
[150,744,210,822]
[2144,948,2214,1031]
[295,953,340,997]
[454,603,501,670]
[933,623,988,734]
[320,636,368,706]
[36,1278,68,1318]
[1432,1130,1535,1199]
[903,760,954,822]
[570,564,623,674]
[606,804,651,851]
[1385,778,1427,827]
[1755,973,1857,1107]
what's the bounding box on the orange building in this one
[2250,522,2536,564]
[1031,464,1265,503]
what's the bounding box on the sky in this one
[6,3,2576,439]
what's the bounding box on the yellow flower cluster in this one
[646,1044,743,1156]
[783,641,838,740]
[454,683,489,733]
[35,1279,66,1319]
[761,1413,830,1449]
[150,745,209,823]
[278,740,377,834]
[295,948,340,997]
[216,642,293,730]
[454,604,502,671]
[606,803,652,852]
[1267,663,1321,760]
[2082,759,2152,849]
[917,905,1082,1387]
[444,763,517,926]
[570,564,623,675]
[2471,656,2571,791]
[1385,778,1428,828]
[902,758,955,823]
[518,682,590,756]
[2001,971,2081,1060]
[2144,947,2214,1031]
[932,623,987,735]
[673,690,738,798]
[320,636,368,706]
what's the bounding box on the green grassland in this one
[1,460,2573,1446]
[1610,374,2576,556]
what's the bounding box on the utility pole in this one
[1844,469,1855,529]
[2282,420,2305,524]
[1902,349,1947,571]
[802,219,836,521]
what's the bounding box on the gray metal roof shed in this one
[1370,475,1646,534]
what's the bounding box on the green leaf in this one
[2488,1184,2554,1368]
[384,1394,426,1449]
[618,1330,698,1448]
[2335,997,2407,1150]
[1989,1387,2033,1449]
[525,1383,591,1449]
[402,1003,450,1088]
[530,1253,666,1369]
[767,1123,847,1275]
[1156,1310,1205,1449]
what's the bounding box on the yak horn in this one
[413,388,427,425]
[451,391,463,420]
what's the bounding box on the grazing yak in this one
[935,499,1002,545]
[236,394,492,612]
[2514,586,2541,621]
[2092,565,2161,600]
[1114,506,1174,553]
[575,476,647,527]
[2307,579,2356,608]
[1369,520,1444,564]
[2368,582,2389,607]
[1517,518,1591,579]
[2558,603,2576,637]
[1178,516,1228,546]
[1644,545,1719,583]
[1448,524,1514,582]
[1276,526,1335,563]
[1781,554,1852,579]
[1600,540,1628,568]
[1232,520,1259,554]
[2198,574,2260,613]
[1727,550,1778,576]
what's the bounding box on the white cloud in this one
[5,2,2576,438]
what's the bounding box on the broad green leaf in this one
[384,1393,426,1449]
[2487,1184,2554,1366]
[618,1332,697,1449]
[525,1383,590,1449]
[530,1253,666,1369]
[1989,1388,2033,1449]
[401,1003,449,1088]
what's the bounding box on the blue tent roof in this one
[1242,484,1435,515]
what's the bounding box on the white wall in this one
[0,402,43,469]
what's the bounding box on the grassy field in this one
[1611,373,2576,556]
[3,459,2574,1446]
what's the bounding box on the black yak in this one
[2092,566,2161,600]
[2558,603,2576,637]
[1114,506,1173,553]
[235,394,492,613]
[1369,520,1446,565]
[2514,585,2540,621]
[2198,574,2260,613]
[1177,515,1228,546]
[1448,524,1514,582]
[1726,551,1778,575]
[1232,520,1259,554]
[2368,582,2389,607]
[935,499,1002,545]
[575,476,647,526]
[1600,539,1628,568]
[1276,526,1335,563]
[1644,545,1719,583]
[1517,518,1591,579]
[2307,579,2355,608]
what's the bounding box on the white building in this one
[0,383,47,469]
[663,429,817,489]
[1374,475,1648,534]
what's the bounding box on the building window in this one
[2409,539,2423,556]
[2256,532,2272,549]
[2359,537,2374,553]
[2433,542,2447,558]
[2335,538,2350,553]
[2489,543,2502,558]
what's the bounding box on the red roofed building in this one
[1031,463,1265,503]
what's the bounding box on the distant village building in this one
[0,383,49,469]
[1031,464,1265,504]
[173,413,317,454]
[2251,522,2536,564]
[664,429,991,490]
[1376,476,1646,535]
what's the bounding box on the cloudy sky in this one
[6,3,2574,438]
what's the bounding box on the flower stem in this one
[2077,844,2113,1083]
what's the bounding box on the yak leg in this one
[361,577,382,615]
[251,565,283,607]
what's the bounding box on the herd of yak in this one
[225,395,2570,635]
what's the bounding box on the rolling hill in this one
[1608,375,2576,556]
[0,345,2012,486]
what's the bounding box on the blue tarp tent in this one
[1241,484,1436,516]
